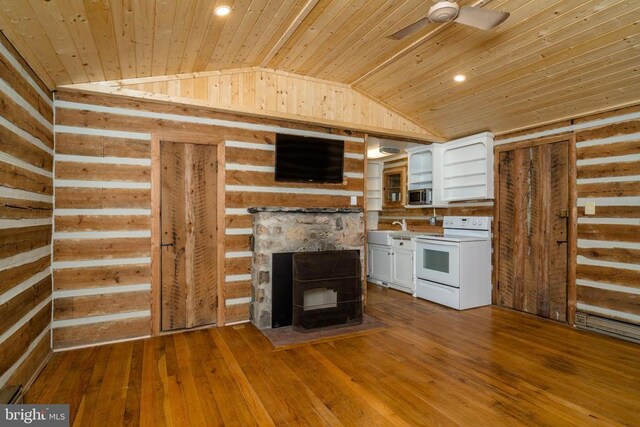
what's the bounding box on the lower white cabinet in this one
[368,244,392,283]
[390,237,415,294]
[368,238,416,295]
[391,247,414,293]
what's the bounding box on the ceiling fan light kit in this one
[428,1,460,23]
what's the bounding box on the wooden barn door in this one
[160,141,218,331]
[496,140,569,322]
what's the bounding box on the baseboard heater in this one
[575,312,640,344]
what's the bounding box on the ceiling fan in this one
[389,1,510,39]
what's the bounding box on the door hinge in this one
[558,209,569,218]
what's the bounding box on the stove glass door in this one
[416,240,460,287]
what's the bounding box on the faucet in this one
[392,219,407,231]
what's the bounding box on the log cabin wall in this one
[52,89,365,349]
[0,33,53,392]
[496,104,640,327]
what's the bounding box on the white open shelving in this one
[366,161,383,211]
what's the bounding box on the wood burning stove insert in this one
[271,250,362,331]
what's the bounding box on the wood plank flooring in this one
[27,285,640,426]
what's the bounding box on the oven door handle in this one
[416,240,458,248]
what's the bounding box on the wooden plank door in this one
[160,141,217,331]
[496,140,569,321]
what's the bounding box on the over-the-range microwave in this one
[408,188,432,205]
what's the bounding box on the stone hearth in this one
[248,207,365,329]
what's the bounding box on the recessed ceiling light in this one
[454,74,466,82]
[214,5,231,16]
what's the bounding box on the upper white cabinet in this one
[406,144,445,206]
[403,132,494,206]
[440,132,494,202]
[366,161,383,211]
[407,146,433,190]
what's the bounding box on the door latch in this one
[160,242,175,248]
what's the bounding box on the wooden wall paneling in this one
[576,265,640,289]
[3,329,50,396]
[0,225,51,259]
[52,317,151,349]
[54,264,151,291]
[0,256,50,295]
[0,303,50,377]
[0,276,51,337]
[55,89,360,139]
[55,162,150,182]
[0,30,53,394]
[225,192,354,209]
[225,215,252,229]
[54,215,150,232]
[0,88,53,149]
[55,133,150,158]
[577,139,640,160]
[0,162,52,195]
[54,187,151,209]
[225,303,250,324]
[225,170,364,192]
[0,198,51,219]
[577,247,640,265]
[53,238,151,261]
[0,46,51,118]
[225,280,251,300]
[54,90,364,343]
[577,161,640,179]
[0,126,52,171]
[53,291,150,321]
[577,286,640,316]
[577,224,640,243]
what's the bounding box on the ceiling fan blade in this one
[454,6,509,30]
[388,17,431,40]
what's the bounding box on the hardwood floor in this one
[27,285,640,426]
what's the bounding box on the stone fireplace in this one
[248,207,365,329]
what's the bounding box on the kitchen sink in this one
[367,230,393,245]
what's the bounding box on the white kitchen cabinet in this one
[366,161,383,211]
[405,144,444,206]
[391,245,414,293]
[440,132,494,202]
[368,244,392,283]
[407,146,433,191]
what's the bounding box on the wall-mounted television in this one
[275,133,344,183]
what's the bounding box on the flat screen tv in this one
[275,134,344,183]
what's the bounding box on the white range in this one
[415,216,492,310]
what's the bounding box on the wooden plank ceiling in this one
[0,0,638,139]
